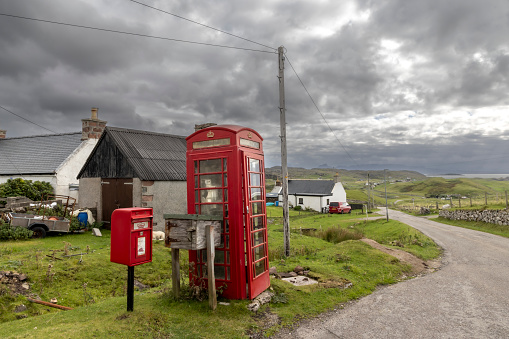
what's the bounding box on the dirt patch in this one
[0,271,31,296]
[248,308,282,339]
[360,238,441,276]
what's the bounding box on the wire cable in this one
[127,0,277,52]
[0,105,57,134]
[0,13,277,54]
[284,53,359,166]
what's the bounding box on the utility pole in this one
[278,46,290,257]
[367,173,371,212]
[384,169,389,221]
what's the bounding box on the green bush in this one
[294,206,302,211]
[0,221,33,240]
[0,178,53,201]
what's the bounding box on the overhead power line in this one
[0,13,276,54]
[284,54,359,166]
[0,105,57,134]
[127,0,277,51]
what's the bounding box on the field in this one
[0,207,440,338]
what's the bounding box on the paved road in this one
[276,209,509,338]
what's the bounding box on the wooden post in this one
[485,192,488,205]
[171,248,180,300]
[436,201,439,210]
[506,191,508,209]
[206,225,217,310]
[458,197,461,208]
[470,196,472,207]
[449,197,453,207]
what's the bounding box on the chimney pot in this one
[0,129,6,139]
[91,107,98,120]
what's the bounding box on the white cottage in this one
[0,109,106,201]
[279,179,347,212]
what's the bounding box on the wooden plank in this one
[171,248,180,300]
[165,219,221,250]
[206,225,217,310]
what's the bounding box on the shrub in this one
[0,178,53,201]
[294,206,302,211]
[0,221,33,240]
[315,226,363,244]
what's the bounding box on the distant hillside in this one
[394,177,501,197]
[265,167,427,182]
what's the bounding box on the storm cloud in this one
[1,0,509,174]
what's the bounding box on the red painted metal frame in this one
[186,125,269,300]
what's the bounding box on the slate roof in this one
[78,127,187,181]
[0,132,83,175]
[287,179,336,196]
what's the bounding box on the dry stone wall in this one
[439,209,509,226]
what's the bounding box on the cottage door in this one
[101,178,133,222]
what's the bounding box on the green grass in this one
[433,217,509,239]
[0,211,441,338]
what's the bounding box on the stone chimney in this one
[82,107,107,140]
[194,123,217,132]
[334,172,340,183]
[0,129,5,139]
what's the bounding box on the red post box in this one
[110,208,153,266]
[186,125,270,300]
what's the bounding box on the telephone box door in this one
[243,152,270,298]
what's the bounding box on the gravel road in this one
[274,209,509,338]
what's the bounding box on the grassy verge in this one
[0,210,440,338]
[433,217,509,238]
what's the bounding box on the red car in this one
[329,202,351,214]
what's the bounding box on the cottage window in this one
[298,198,303,204]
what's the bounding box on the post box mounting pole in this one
[127,266,134,312]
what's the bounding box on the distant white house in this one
[0,109,106,201]
[278,179,346,212]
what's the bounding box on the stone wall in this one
[439,209,509,226]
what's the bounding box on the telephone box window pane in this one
[249,158,260,172]
[223,174,227,186]
[194,176,198,188]
[201,250,207,262]
[226,251,230,264]
[194,161,198,173]
[227,268,230,280]
[215,251,225,264]
[252,216,264,230]
[224,204,229,217]
[225,220,229,233]
[195,205,199,214]
[200,204,223,215]
[250,173,261,187]
[223,158,227,171]
[250,188,262,201]
[254,260,266,277]
[224,189,228,202]
[215,266,225,280]
[199,159,222,173]
[226,235,230,248]
[252,230,265,246]
[200,174,222,188]
[200,189,223,203]
[251,202,262,215]
[195,191,199,203]
[253,244,265,261]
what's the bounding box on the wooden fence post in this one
[458,197,461,208]
[485,192,488,205]
[506,191,508,210]
[470,196,472,207]
[206,225,217,311]
[171,248,180,300]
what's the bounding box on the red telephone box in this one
[110,208,153,266]
[186,125,269,300]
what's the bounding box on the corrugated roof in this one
[288,180,335,196]
[102,127,186,181]
[0,132,83,175]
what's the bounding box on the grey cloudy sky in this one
[1,0,509,174]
